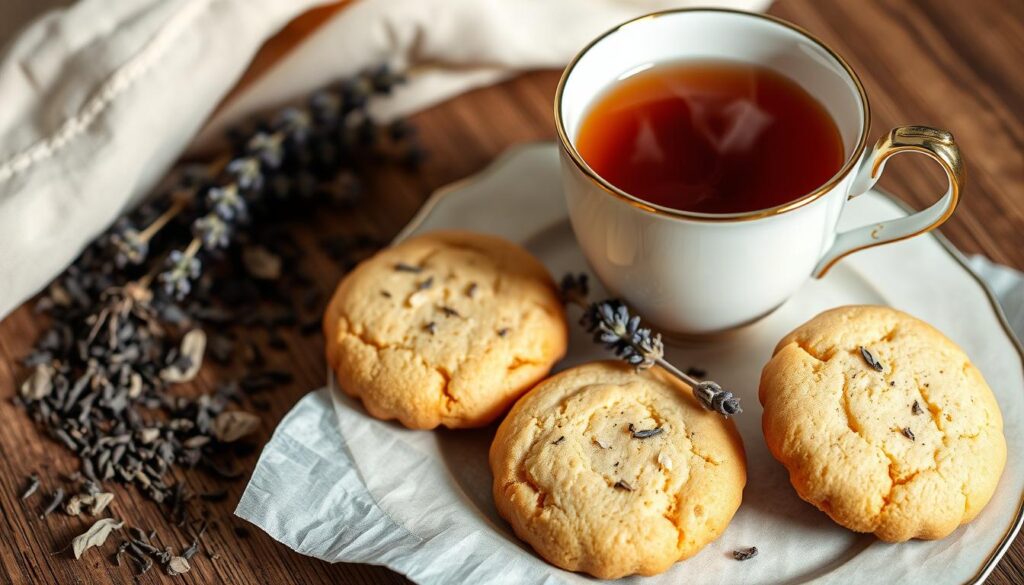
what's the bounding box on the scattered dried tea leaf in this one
[613,480,634,492]
[72,518,123,559]
[212,411,260,442]
[594,437,611,449]
[64,494,87,516]
[900,427,915,441]
[912,400,924,415]
[552,436,565,446]
[21,364,54,400]
[20,474,40,500]
[160,329,206,383]
[40,488,65,518]
[242,246,282,280]
[167,555,190,575]
[733,546,758,561]
[89,492,114,516]
[859,346,884,372]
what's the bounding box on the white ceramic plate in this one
[391,142,1024,584]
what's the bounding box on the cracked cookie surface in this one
[324,230,567,429]
[489,361,746,579]
[760,305,1006,542]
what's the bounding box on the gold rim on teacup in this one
[553,7,872,223]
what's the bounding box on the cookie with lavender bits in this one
[324,230,568,429]
[759,305,1006,541]
[490,361,746,579]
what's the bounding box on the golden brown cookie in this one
[760,305,1006,542]
[324,230,567,429]
[490,361,746,579]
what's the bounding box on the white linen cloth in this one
[0,0,765,319]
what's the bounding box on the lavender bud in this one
[693,381,742,417]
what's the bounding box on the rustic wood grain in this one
[0,0,1021,584]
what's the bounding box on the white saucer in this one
[393,142,1024,584]
[238,142,1023,585]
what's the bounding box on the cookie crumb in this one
[657,452,672,471]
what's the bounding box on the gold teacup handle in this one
[813,125,965,277]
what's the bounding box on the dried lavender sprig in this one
[558,273,742,417]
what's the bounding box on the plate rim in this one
[395,141,1024,584]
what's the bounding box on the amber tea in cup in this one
[576,60,845,214]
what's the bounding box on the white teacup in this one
[556,9,963,335]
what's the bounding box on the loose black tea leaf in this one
[424,322,437,335]
[497,327,509,338]
[72,518,123,559]
[613,480,634,492]
[416,276,434,291]
[859,346,884,372]
[733,546,758,561]
[629,424,664,439]
[901,427,915,441]
[466,283,478,298]
[440,306,460,318]
[912,400,924,415]
[552,436,565,445]
[20,474,40,500]
[40,488,65,518]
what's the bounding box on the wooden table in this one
[0,0,1021,583]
